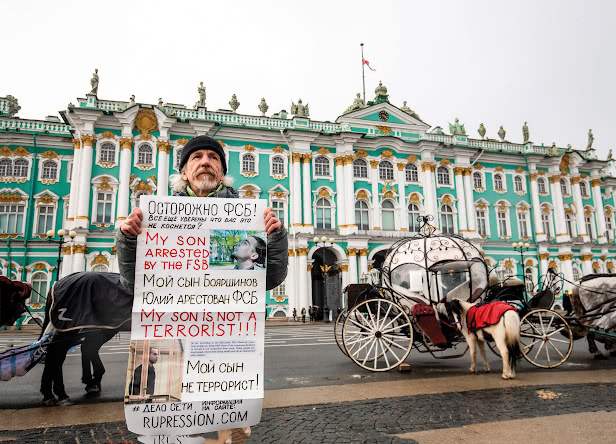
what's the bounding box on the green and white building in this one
[1,81,615,323]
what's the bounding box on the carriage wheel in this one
[334,309,348,356]
[520,308,573,369]
[342,298,413,371]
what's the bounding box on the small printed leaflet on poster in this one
[125,196,267,437]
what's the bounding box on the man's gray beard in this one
[191,177,219,195]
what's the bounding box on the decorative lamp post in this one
[46,229,77,282]
[313,236,336,321]
[512,241,531,293]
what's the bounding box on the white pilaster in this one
[463,169,478,235]
[571,175,588,242]
[75,135,95,228]
[67,138,82,225]
[422,162,437,221]
[302,155,312,228]
[358,251,368,280]
[529,171,546,242]
[335,156,347,228]
[348,250,358,284]
[291,154,302,228]
[287,252,298,316]
[454,168,468,233]
[298,251,309,313]
[558,249,574,292]
[60,249,72,278]
[397,162,408,231]
[591,175,607,244]
[157,140,170,196]
[72,245,86,272]
[539,250,550,278]
[116,138,133,226]
[343,158,356,232]
[370,161,381,229]
[549,172,569,243]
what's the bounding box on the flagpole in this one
[361,43,366,104]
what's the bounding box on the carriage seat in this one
[446,280,485,303]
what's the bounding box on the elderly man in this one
[116,135,288,292]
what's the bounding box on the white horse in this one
[449,299,521,380]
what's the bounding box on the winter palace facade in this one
[1,82,616,323]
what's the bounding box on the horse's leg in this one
[467,333,478,373]
[476,332,490,372]
[492,325,511,379]
[587,334,606,359]
[41,334,72,403]
[84,329,117,392]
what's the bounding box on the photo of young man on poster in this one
[232,235,266,270]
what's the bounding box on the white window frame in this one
[541,205,555,240]
[355,200,370,230]
[173,144,183,171]
[565,212,576,238]
[495,202,512,239]
[0,190,28,235]
[514,175,525,194]
[270,154,287,178]
[408,202,421,232]
[560,178,570,197]
[313,156,332,179]
[440,203,455,234]
[66,160,73,183]
[493,172,506,192]
[537,176,548,195]
[315,197,334,229]
[436,166,452,187]
[476,207,489,237]
[585,209,596,240]
[405,163,419,183]
[13,157,30,180]
[516,209,530,239]
[473,171,484,191]
[0,158,12,177]
[240,152,258,176]
[379,160,394,181]
[33,194,59,236]
[579,180,589,198]
[353,159,368,179]
[133,141,156,169]
[91,176,119,227]
[381,199,396,230]
[95,138,119,167]
[30,270,50,304]
[38,158,60,182]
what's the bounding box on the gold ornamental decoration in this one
[0,146,11,156]
[380,150,393,158]
[608,262,614,270]
[397,162,406,171]
[383,190,394,199]
[355,150,368,158]
[591,178,601,187]
[580,254,593,261]
[346,248,358,256]
[529,173,537,181]
[538,170,547,175]
[273,145,285,153]
[495,166,504,172]
[421,162,436,172]
[244,144,255,152]
[548,260,557,269]
[120,138,133,150]
[272,191,285,199]
[541,205,551,214]
[442,195,453,205]
[409,192,421,203]
[71,139,81,150]
[370,160,379,168]
[375,125,392,136]
[14,146,30,156]
[407,154,418,163]
[584,208,592,216]
[504,259,513,269]
[318,188,330,199]
[473,163,483,170]
[111,246,117,255]
[302,153,312,162]
[316,147,331,155]
[580,173,588,179]
[559,254,573,261]
[559,153,570,174]
[91,253,109,266]
[38,194,54,204]
[549,175,561,184]
[605,208,613,216]
[454,167,465,175]
[292,153,302,163]
[592,262,601,270]
[0,193,24,203]
[176,138,189,146]
[101,131,116,140]
[518,204,529,212]
[539,253,550,260]
[476,202,487,209]
[525,259,534,266]
[34,263,46,271]
[359,249,369,256]
[41,150,58,159]
[288,249,295,257]
[98,176,113,191]
[571,176,580,185]
[134,109,158,137]
[339,264,349,272]
[157,140,171,153]
[335,156,345,166]
[61,246,72,255]
[356,190,368,200]
[515,167,524,173]
[439,158,451,166]
[81,135,96,146]
[135,180,152,193]
[73,244,88,254]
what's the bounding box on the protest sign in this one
[125,196,267,437]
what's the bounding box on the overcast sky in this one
[3,0,615,157]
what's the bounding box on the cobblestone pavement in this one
[1,383,615,443]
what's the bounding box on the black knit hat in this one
[179,135,227,174]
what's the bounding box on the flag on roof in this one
[362,58,376,71]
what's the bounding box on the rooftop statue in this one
[566,144,573,153]
[523,121,530,143]
[374,81,389,104]
[258,98,269,116]
[431,126,444,135]
[129,95,135,105]
[608,149,613,161]
[549,142,559,156]
[400,100,420,120]
[5,95,20,118]
[158,98,163,107]
[344,93,366,114]
[229,94,240,113]
[587,128,594,149]
[198,82,206,107]
[498,125,506,142]
[448,118,466,136]
[89,69,99,96]
[478,123,486,139]
[291,99,309,118]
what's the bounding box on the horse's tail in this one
[503,310,521,369]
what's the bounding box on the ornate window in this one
[497,209,508,237]
[437,166,450,185]
[514,176,524,193]
[542,212,552,240]
[493,173,504,191]
[381,200,395,230]
[0,203,25,234]
[242,153,256,173]
[473,172,483,189]
[537,177,547,194]
[272,282,286,299]
[605,213,614,242]
[37,205,55,235]
[137,143,153,165]
[408,203,420,232]
[355,201,370,230]
[271,156,284,175]
[0,159,12,176]
[14,159,28,178]
[517,211,529,238]
[440,204,454,233]
[315,198,332,229]
[379,161,394,181]
[405,163,418,182]
[314,156,330,177]
[95,191,113,224]
[560,179,569,196]
[572,266,581,282]
[585,214,594,240]
[99,142,116,163]
[525,267,534,293]
[476,209,487,237]
[579,180,588,197]
[272,200,285,225]
[353,159,368,178]
[566,213,575,238]
[30,271,48,304]
[41,160,58,180]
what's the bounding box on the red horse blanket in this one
[466,302,515,333]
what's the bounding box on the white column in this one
[60,247,72,278]
[287,251,298,316]
[67,138,82,225]
[306,261,312,314]
[463,169,477,234]
[591,176,607,244]
[529,173,546,242]
[76,135,95,228]
[549,173,569,243]
[422,162,437,221]
[454,167,468,233]
[571,175,588,241]
[298,250,309,312]
[302,155,312,227]
[539,252,550,278]
[335,156,347,227]
[347,250,358,284]
[157,141,170,196]
[72,244,86,272]
[358,250,368,279]
[291,154,302,228]
[341,265,350,310]
[397,162,408,231]
[559,251,574,292]
[370,161,380,229]
[344,157,356,230]
[116,138,133,225]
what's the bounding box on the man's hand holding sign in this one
[115,136,288,439]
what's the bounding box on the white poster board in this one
[125,196,267,437]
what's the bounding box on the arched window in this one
[606,213,614,242]
[99,142,116,163]
[92,264,108,273]
[137,144,153,165]
[405,164,418,182]
[271,156,284,175]
[316,198,332,229]
[96,191,114,224]
[565,213,575,238]
[476,208,487,236]
[408,203,420,232]
[437,166,450,185]
[524,267,534,293]
[0,202,25,234]
[440,204,454,233]
[381,200,395,230]
[30,271,48,304]
[537,177,547,194]
[572,267,581,282]
[314,156,330,177]
[355,200,369,230]
[14,159,28,177]
[37,204,54,234]
[514,176,524,192]
[353,159,367,178]
[517,211,528,238]
[0,159,12,177]
[560,179,568,196]
[242,153,256,173]
[272,200,285,224]
[497,208,508,237]
[473,172,483,189]
[494,174,504,191]
[585,213,594,239]
[379,161,394,181]
[579,180,588,196]
[41,160,58,179]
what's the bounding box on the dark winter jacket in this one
[115,185,288,292]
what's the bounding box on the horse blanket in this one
[466,301,515,333]
[575,275,616,331]
[0,276,32,326]
[49,272,132,332]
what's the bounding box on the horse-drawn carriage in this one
[334,217,581,372]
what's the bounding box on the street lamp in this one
[45,229,77,282]
[512,241,531,293]
[313,236,336,322]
